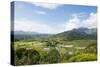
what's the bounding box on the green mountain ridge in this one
[13,28,97,41]
[51,28,97,40]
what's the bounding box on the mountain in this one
[85,28,97,34]
[11,28,97,41]
[72,27,97,34]
[12,31,40,35]
[11,31,51,41]
[75,27,89,33]
[52,28,97,40]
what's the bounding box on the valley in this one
[11,28,97,65]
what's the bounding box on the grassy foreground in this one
[12,39,97,65]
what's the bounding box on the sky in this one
[13,1,97,34]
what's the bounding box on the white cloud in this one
[14,20,63,34]
[34,10,47,15]
[32,2,61,9]
[14,12,97,34]
[72,12,88,18]
[83,13,97,28]
[64,13,97,31]
[65,16,81,31]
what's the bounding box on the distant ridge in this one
[52,28,97,40]
[12,28,97,41]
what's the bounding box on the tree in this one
[46,40,58,47]
[15,48,40,65]
[46,48,60,63]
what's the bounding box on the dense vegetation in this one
[11,28,97,65]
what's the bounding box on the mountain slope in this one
[11,31,51,41]
[11,28,97,41]
[51,28,97,40]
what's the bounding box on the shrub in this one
[15,48,40,65]
[68,53,97,62]
[46,48,60,63]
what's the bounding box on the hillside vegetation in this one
[11,28,97,65]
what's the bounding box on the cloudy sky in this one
[13,1,97,34]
